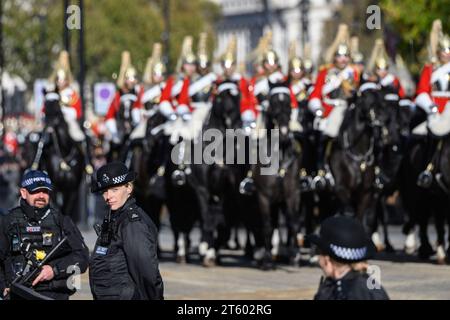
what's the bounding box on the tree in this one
[3,0,221,85]
[380,0,450,76]
[320,0,383,66]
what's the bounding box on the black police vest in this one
[6,206,64,277]
[89,206,138,300]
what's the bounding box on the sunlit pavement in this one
[72,222,450,300]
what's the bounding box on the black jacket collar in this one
[20,198,50,223]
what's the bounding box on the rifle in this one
[5,236,68,300]
[12,236,68,286]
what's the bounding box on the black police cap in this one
[307,215,376,263]
[91,162,136,193]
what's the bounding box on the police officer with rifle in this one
[0,170,89,300]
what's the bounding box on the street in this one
[72,221,450,300]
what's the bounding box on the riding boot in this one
[239,170,255,195]
[417,137,439,188]
[78,140,94,176]
[299,168,312,192]
[311,133,328,191]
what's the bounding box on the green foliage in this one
[3,0,221,84]
[380,0,450,75]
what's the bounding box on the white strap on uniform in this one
[189,73,217,96]
[359,82,379,93]
[171,80,184,97]
[384,94,399,101]
[120,93,137,103]
[431,62,450,84]
[45,92,60,101]
[217,82,238,94]
[269,86,291,96]
[142,86,162,104]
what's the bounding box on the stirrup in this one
[324,170,335,188]
[311,170,327,191]
[374,175,384,190]
[299,175,313,192]
[171,168,186,186]
[239,177,255,195]
[416,170,433,188]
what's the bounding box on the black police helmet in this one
[307,215,376,263]
[91,162,136,193]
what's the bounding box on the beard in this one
[33,198,48,208]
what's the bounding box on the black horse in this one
[21,93,85,223]
[399,131,450,263]
[252,81,302,269]
[329,87,379,228]
[195,80,255,267]
[369,92,412,252]
[128,108,168,230]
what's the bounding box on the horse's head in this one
[212,81,242,130]
[43,92,64,127]
[267,81,292,142]
[356,83,384,124]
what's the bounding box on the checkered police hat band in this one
[22,177,52,188]
[112,174,128,185]
[330,244,367,261]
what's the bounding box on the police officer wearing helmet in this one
[89,162,164,300]
[308,216,389,300]
[0,170,89,300]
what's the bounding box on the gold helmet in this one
[221,35,237,69]
[143,43,166,84]
[429,19,450,64]
[324,24,351,63]
[117,51,137,88]
[351,36,364,65]
[288,40,303,73]
[367,39,389,74]
[176,36,197,73]
[197,32,210,69]
[49,50,73,85]
[261,31,279,66]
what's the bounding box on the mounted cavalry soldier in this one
[215,35,255,130]
[142,43,167,113]
[287,41,315,189]
[351,37,365,83]
[240,31,290,194]
[129,43,168,144]
[363,38,408,189]
[364,39,406,101]
[0,170,89,300]
[251,31,288,109]
[308,24,360,190]
[158,35,212,144]
[105,51,144,148]
[415,19,450,188]
[42,51,93,175]
[193,32,216,105]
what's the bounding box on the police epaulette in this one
[128,209,141,222]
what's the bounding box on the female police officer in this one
[89,162,164,300]
[308,216,389,300]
